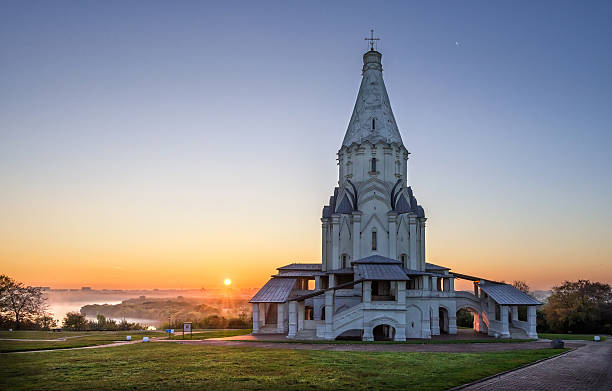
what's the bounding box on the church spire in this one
[341,37,404,148]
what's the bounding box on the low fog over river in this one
[44,288,257,327]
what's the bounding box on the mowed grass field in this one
[0,330,251,353]
[0,343,565,391]
[538,333,608,341]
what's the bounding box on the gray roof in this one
[326,268,354,275]
[425,262,450,271]
[403,268,442,277]
[355,264,409,281]
[277,263,321,271]
[272,271,325,278]
[250,278,296,303]
[352,255,402,265]
[479,282,541,306]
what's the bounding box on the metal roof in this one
[425,262,450,271]
[352,255,402,265]
[479,282,541,306]
[272,271,325,278]
[249,278,296,303]
[355,264,410,281]
[403,268,442,277]
[326,268,354,275]
[277,263,321,271]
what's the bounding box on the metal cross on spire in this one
[364,29,380,51]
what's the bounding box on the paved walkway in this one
[459,339,612,390]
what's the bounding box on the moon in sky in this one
[455,41,461,47]
[224,278,231,286]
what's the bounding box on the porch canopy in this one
[250,278,296,303]
[479,281,541,306]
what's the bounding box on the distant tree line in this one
[62,312,143,331]
[162,313,251,330]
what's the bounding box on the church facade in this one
[250,45,540,341]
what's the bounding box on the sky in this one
[1,1,611,290]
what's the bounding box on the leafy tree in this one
[35,315,58,330]
[0,275,47,329]
[63,312,88,331]
[544,280,612,333]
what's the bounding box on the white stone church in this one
[250,43,540,341]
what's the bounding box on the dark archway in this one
[373,324,395,341]
[439,307,449,334]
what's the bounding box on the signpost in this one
[165,328,174,339]
[183,322,192,339]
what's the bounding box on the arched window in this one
[370,158,376,172]
[371,230,377,251]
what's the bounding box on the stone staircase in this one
[295,329,316,340]
[509,326,529,339]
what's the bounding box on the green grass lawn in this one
[0,343,565,391]
[166,329,251,340]
[0,331,163,353]
[0,330,252,353]
[538,333,608,341]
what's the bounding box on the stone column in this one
[259,303,266,326]
[397,281,406,305]
[252,303,260,333]
[449,277,454,292]
[423,276,430,291]
[388,212,397,260]
[431,306,440,335]
[431,277,438,292]
[277,303,286,333]
[297,301,305,331]
[394,326,407,342]
[331,215,340,270]
[420,220,426,270]
[362,281,372,303]
[362,326,374,341]
[443,278,450,292]
[409,217,417,269]
[449,315,457,335]
[321,221,327,271]
[324,290,334,339]
[473,283,479,297]
[352,212,362,260]
[314,275,321,290]
[511,306,519,322]
[500,305,510,338]
[287,301,297,338]
[328,274,336,289]
[527,306,537,338]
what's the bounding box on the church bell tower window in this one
[371,230,377,251]
[370,158,376,172]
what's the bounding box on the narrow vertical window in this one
[342,254,348,269]
[371,158,376,172]
[372,118,376,130]
[371,230,377,251]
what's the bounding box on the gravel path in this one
[458,339,612,390]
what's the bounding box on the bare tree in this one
[512,280,531,294]
[0,275,47,329]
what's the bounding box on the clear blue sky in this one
[1,1,611,289]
